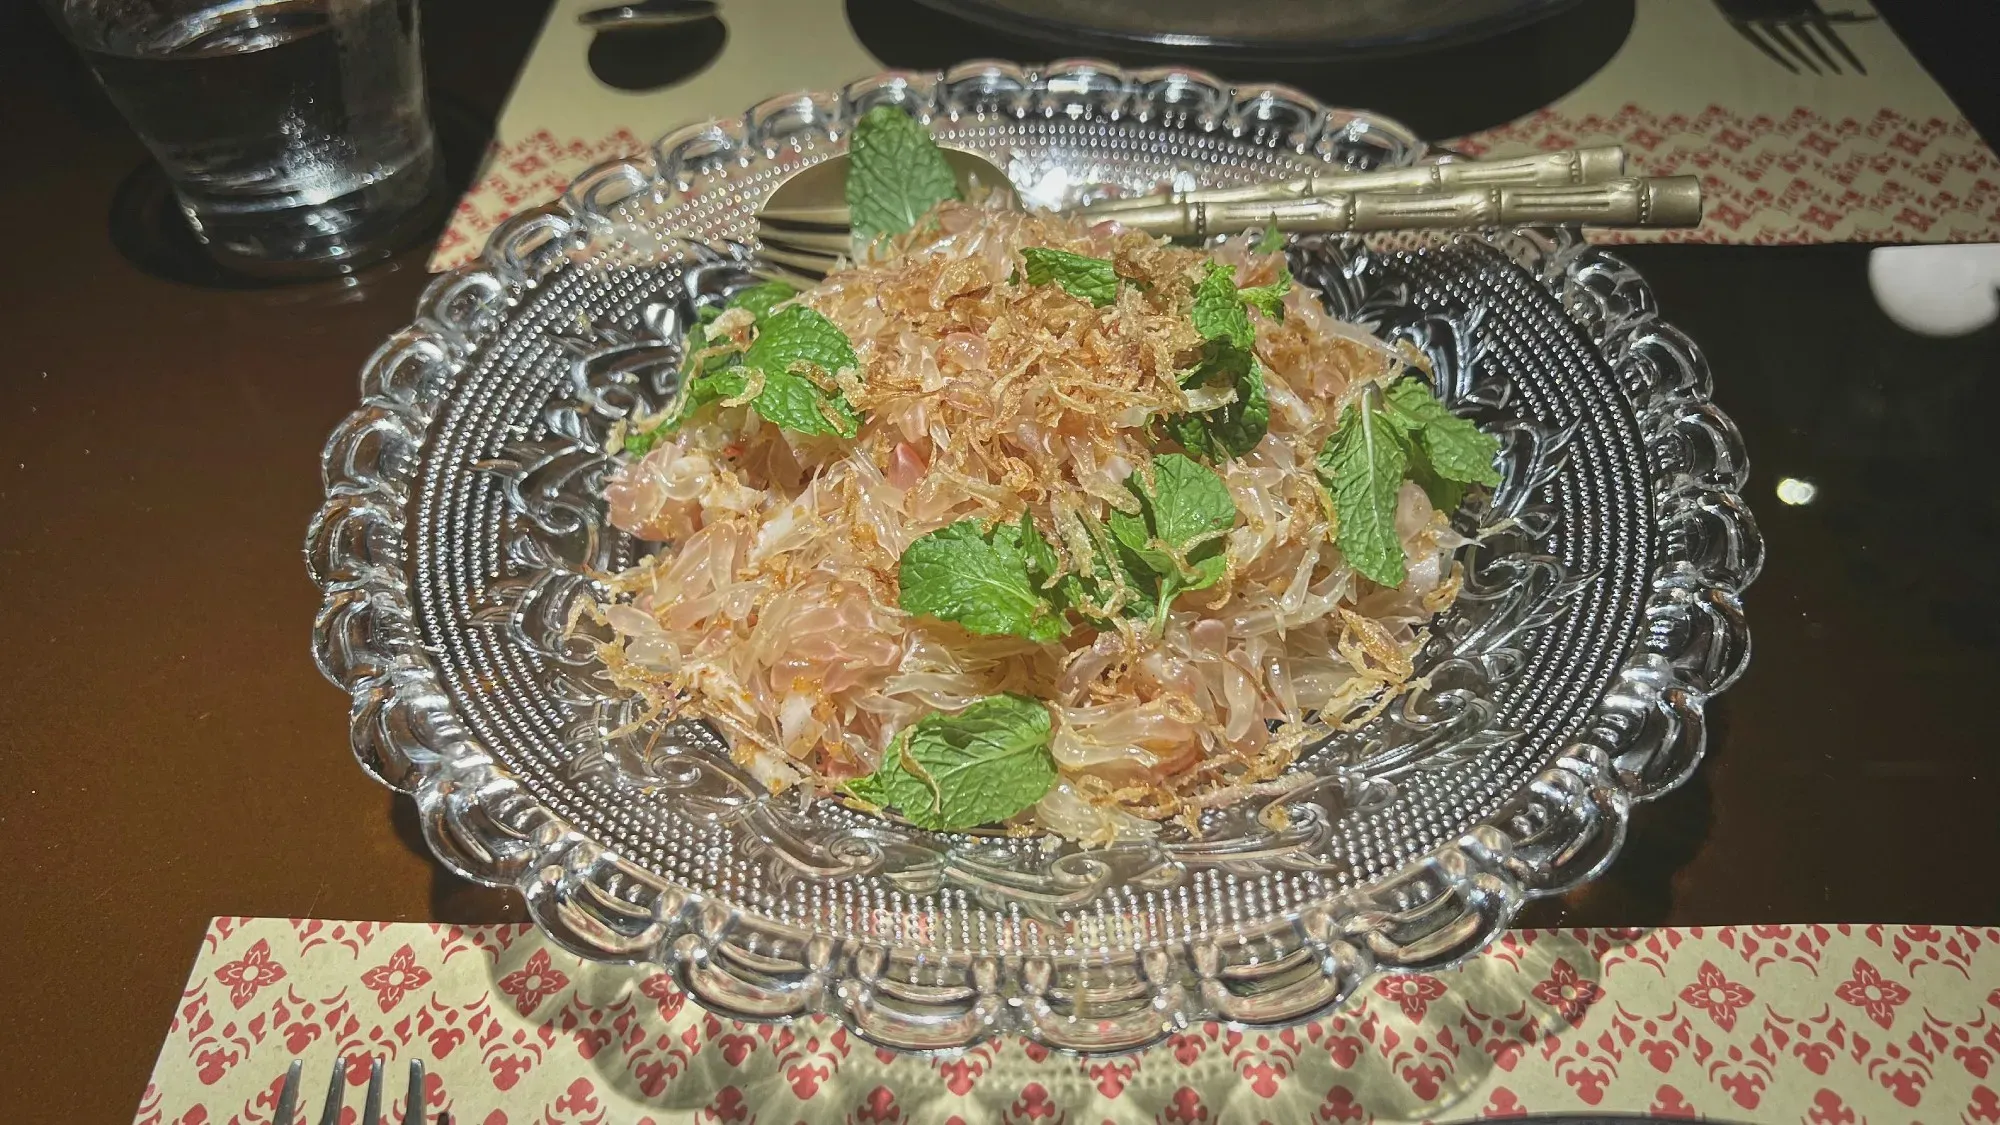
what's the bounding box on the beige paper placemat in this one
[430,0,2000,270]
[136,919,2000,1123]
[1452,1,2000,244]
[429,0,880,268]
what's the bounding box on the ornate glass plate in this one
[307,62,1758,1055]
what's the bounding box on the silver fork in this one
[271,1057,445,1125]
[1713,0,1877,75]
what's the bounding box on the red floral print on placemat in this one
[1679,961,1757,1031]
[211,939,286,1010]
[136,921,2000,1124]
[359,944,433,1012]
[496,948,569,1017]
[1836,958,1914,1029]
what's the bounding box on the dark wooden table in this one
[3,2,1997,1121]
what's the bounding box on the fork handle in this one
[1109,176,1703,238]
[1081,146,1628,213]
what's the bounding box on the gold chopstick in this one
[1105,176,1703,238]
[1080,146,1629,214]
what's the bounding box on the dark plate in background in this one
[909,0,1582,60]
[853,0,1633,139]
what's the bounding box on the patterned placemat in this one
[428,0,2000,270]
[134,920,2000,1124]
[1451,1,2000,246]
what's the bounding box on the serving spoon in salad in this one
[754,146,1017,282]
[752,138,1674,283]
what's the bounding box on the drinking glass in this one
[47,0,445,278]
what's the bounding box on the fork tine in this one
[1784,16,1843,73]
[317,1058,345,1125]
[756,204,852,227]
[1728,20,1798,73]
[362,1058,384,1125]
[1759,20,1823,73]
[274,1060,303,1125]
[749,261,826,290]
[756,225,854,256]
[403,1059,425,1125]
[755,243,839,279]
[1803,9,1867,74]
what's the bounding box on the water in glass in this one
[60,0,442,276]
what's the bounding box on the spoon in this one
[754,148,1699,283]
[755,148,1018,283]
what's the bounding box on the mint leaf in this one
[1317,392,1410,587]
[686,364,748,408]
[657,305,859,438]
[1168,348,1268,460]
[901,694,1055,830]
[1021,247,1119,307]
[742,305,858,387]
[725,280,800,322]
[843,732,937,816]
[1059,514,1160,623]
[1134,453,1236,565]
[1190,261,1254,350]
[846,105,961,246]
[1383,377,1501,487]
[625,321,747,451]
[1106,506,1174,578]
[1109,454,1238,619]
[624,427,665,457]
[848,695,1055,831]
[739,305,862,438]
[748,369,859,437]
[843,769,891,806]
[1016,511,1065,605]
[898,520,1062,643]
[1212,360,1271,457]
[1316,379,1498,579]
[1254,227,1286,254]
[1406,452,1467,516]
[1237,269,1292,322]
[1172,262,1283,460]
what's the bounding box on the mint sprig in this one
[1315,376,1501,587]
[1190,261,1254,349]
[1105,454,1238,624]
[1236,269,1292,322]
[1166,347,1269,461]
[735,305,862,437]
[898,518,1064,643]
[722,280,800,322]
[1057,512,1160,624]
[624,281,814,453]
[651,304,862,440]
[1317,388,1410,588]
[1381,378,1504,491]
[844,694,1057,831]
[1021,247,1120,307]
[1167,262,1287,460]
[846,105,962,246]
